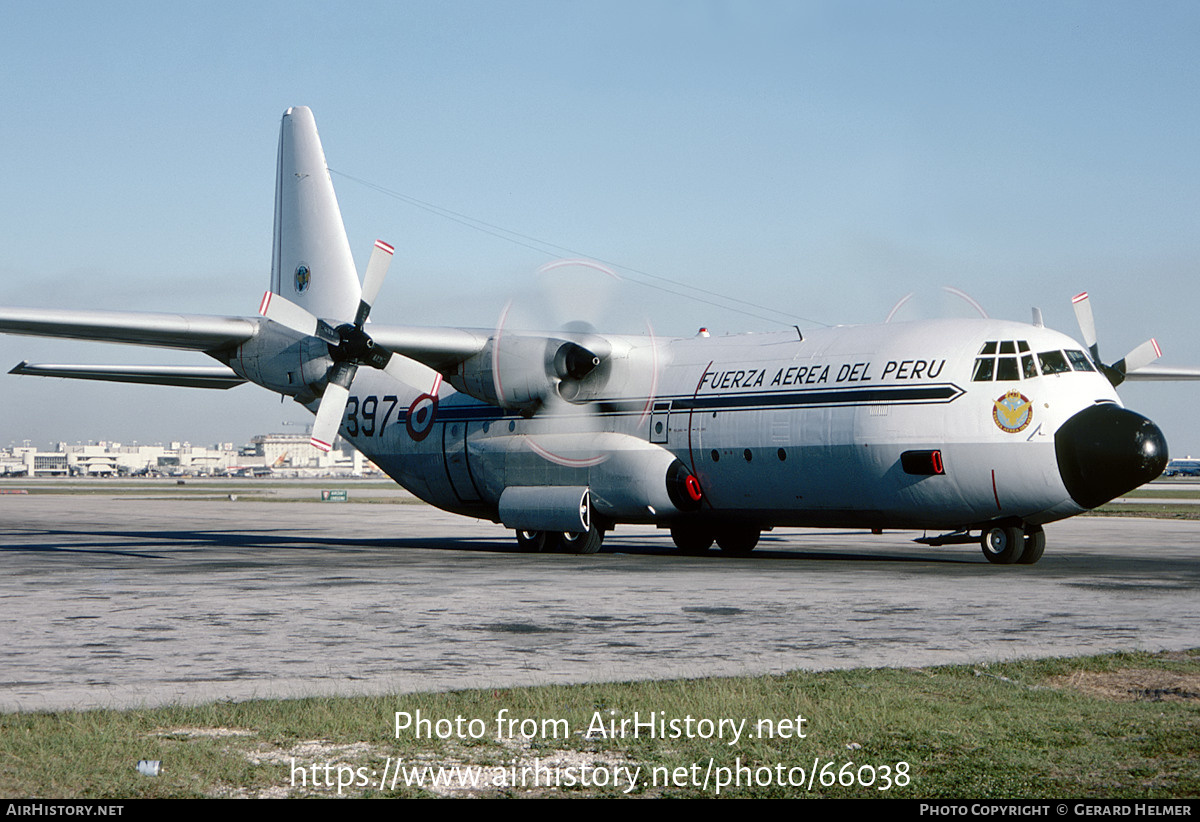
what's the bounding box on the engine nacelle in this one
[230,323,332,398]
[448,334,610,412]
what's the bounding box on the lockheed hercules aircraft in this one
[2,107,1192,564]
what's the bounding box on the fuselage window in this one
[1018,340,1030,353]
[998,341,1016,355]
[1022,354,1038,379]
[973,358,995,381]
[996,357,1020,380]
[978,341,998,355]
[1038,350,1071,375]
[1066,350,1096,372]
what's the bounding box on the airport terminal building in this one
[0,433,365,477]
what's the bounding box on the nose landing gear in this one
[980,522,1045,565]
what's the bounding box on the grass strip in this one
[2,650,1196,798]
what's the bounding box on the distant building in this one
[0,434,368,478]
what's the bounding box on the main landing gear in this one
[980,523,1045,565]
[515,523,604,554]
[670,522,761,556]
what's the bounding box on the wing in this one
[1,305,494,389]
[366,325,491,374]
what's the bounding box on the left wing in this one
[367,324,491,375]
[1,304,497,391]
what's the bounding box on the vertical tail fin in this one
[269,106,361,323]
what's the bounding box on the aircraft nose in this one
[1055,404,1168,509]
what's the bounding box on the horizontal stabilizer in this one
[1121,365,1200,381]
[9,361,247,389]
[0,307,258,352]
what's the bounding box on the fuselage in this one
[233,316,1167,536]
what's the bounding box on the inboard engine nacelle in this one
[450,335,611,411]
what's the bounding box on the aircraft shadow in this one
[1,525,981,565]
[11,527,1198,576]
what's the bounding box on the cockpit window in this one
[996,357,1020,380]
[1022,354,1038,379]
[973,340,1033,381]
[1066,350,1096,372]
[1038,351,1071,375]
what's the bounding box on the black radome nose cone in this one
[1055,404,1168,509]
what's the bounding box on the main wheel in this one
[559,525,604,555]
[715,525,760,556]
[1017,525,1046,565]
[515,530,549,553]
[981,525,1025,564]
[671,522,714,555]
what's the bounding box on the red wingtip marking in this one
[1072,292,1088,303]
[1152,338,1162,358]
[311,438,332,452]
[259,291,272,316]
[374,239,395,255]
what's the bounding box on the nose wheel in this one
[980,523,1045,564]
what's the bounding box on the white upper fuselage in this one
[279,315,1118,532]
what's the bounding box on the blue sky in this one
[2,1,1199,453]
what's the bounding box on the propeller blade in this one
[259,291,340,345]
[381,351,441,389]
[1117,338,1162,377]
[309,361,357,452]
[1071,291,1100,362]
[354,239,394,327]
[259,290,316,336]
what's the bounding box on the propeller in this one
[490,259,661,467]
[259,239,416,451]
[1070,291,1161,386]
[885,286,989,323]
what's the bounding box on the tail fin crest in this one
[269,106,360,322]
